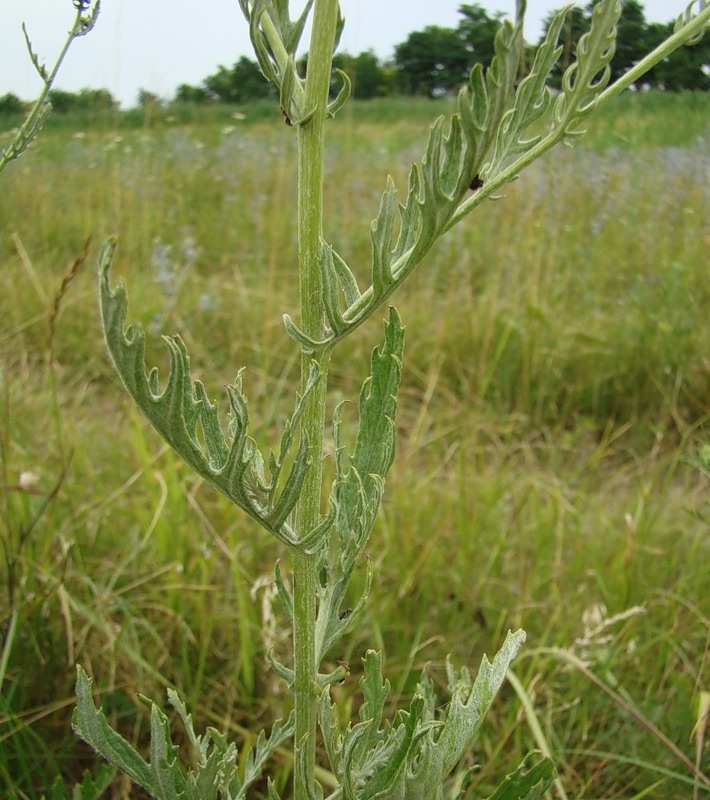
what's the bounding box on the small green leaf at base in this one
[73,665,294,800]
[72,665,154,793]
[322,630,527,800]
[485,756,556,800]
[43,764,116,800]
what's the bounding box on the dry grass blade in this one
[693,691,710,800]
[48,235,91,365]
[12,232,48,305]
[536,648,710,789]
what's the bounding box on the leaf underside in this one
[313,307,405,665]
[321,629,527,800]
[283,0,698,355]
[98,238,326,552]
[73,665,294,800]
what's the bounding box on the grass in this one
[0,91,709,799]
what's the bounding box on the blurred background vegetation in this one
[1,1,709,118]
[1,3,709,798]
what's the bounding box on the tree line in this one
[1,1,707,115]
[175,1,710,103]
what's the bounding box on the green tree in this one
[204,56,276,103]
[0,93,26,115]
[77,88,117,111]
[352,50,388,98]
[47,89,77,113]
[612,0,651,81]
[457,3,502,69]
[47,88,117,113]
[394,25,471,96]
[137,89,163,109]
[174,83,210,104]
[332,50,388,99]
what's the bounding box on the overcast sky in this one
[1,1,681,108]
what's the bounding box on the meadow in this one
[0,91,709,799]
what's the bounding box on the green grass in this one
[0,92,709,799]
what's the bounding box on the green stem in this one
[0,8,86,173]
[292,2,339,798]
[596,7,710,106]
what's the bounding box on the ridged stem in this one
[292,1,339,798]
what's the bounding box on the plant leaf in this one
[238,0,316,124]
[484,756,556,800]
[267,647,295,686]
[321,242,351,336]
[328,68,352,118]
[72,666,155,794]
[149,704,191,799]
[238,712,296,800]
[553,0,622,136]
[98,239,321,551]
[44,764,116,800]
[274,559,294,622]
[357,651,390,754]
[370,178,397,302]
[75,665,292,800]
[675,0,710,45]
[485,6,568,176]
[284,12,524,350]
[407,630,526,791]
[346,307,404,511]
[324,631,526,800]
[320,688,344,778]
[165,694,241,800]
[313,308,404,662]
[241,0,278,84]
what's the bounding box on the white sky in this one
[0,1,681,108]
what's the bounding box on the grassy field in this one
[0,91,709,799]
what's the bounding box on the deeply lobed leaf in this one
[485,6,568,175]
[98,239,324,552]
[553,0,622,134]
[238,0,334,125]
[320,631,526,800]
[285,10,524,350]
[484,756,556,800]
[676,0,710,44]
[43,764,116,800]
[313,308,405,663]
[73,667,154,793]
[74,666,294,800]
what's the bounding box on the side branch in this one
[0,2,101,173]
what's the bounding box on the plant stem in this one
[293,1,339,798]
[597,6,710,105]
[0,8,87,173]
